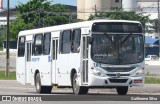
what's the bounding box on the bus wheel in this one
[35,73,52,94]
[72,73,88,95]
[116,86,128,95]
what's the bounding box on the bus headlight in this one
[132,68,144,77]
[92,68,105,77]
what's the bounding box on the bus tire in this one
[35,73,52,94]
[81,87,89,94]
[72,73,88,95]
[116,86,128,95]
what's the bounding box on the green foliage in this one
[88,11,150,26]
[145,76,160,84]
[0,71,16,80]
[0,47,2,51]
[0,35,4,48]
[0,27,6,47]
[3,0,74,40]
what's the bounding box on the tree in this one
[0,27,5,47]
[88,11,150,26]
[2,0,73,40]
[16,0,71,27]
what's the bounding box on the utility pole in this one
[95,5,97,16]
[6,0,10,77]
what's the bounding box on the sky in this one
[3,0,76,9]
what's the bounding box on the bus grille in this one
[107,74,130,77]
[103,67,135,72]
[109,79,128,83]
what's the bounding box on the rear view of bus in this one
[86,20,145,95]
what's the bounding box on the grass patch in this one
[0,47,3,51]
[0,71,16,80]
[145,76,160,84]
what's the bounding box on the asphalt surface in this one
[145,65,160,75]
[0,80,160,95]
[0,54,16,70]
[0,80,160,103]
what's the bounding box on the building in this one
[137,0,160,56]
[0,8,17,28]
[0,7,17,52]
[137,0,159,38]
[77,0,159,20]
[122,0,137,11]
[77,0,122,20]
[137,0,158,19]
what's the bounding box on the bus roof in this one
[18,19,141,36]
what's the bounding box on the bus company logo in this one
[2,96,11,101]
[116,73,121,77]
[32,58,40,62]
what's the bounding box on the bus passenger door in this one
[25,42,32,83]
[16,36,26,85]
[81,35,89,84]
[52,38,58,84]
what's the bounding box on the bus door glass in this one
[52,38,58,84]
[25,41,32,83]
[81,34,89,84]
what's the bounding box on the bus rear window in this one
[92,22,142,33]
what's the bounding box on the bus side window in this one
[43,33,51,55]
[61,30,71,54]
[32,35,34,55]
[34,34,43,55]
[71,29,81,53]
[52,40,58,60]
[18,36,26,57]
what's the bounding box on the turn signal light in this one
[134,79,142,83]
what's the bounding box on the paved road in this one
[0,80,160,103]
[0,80,160,95]
[0,55,16,70]
[145,65,160,75]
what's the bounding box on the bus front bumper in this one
[87,74,145,87]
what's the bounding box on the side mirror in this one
[88,36,93,44]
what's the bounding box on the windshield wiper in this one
[104,33,116,46]
[120,33,132,45]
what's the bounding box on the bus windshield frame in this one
[90,22,144,65]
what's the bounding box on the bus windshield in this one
[91,33,144,65]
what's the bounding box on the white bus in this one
[16,19,145,95]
